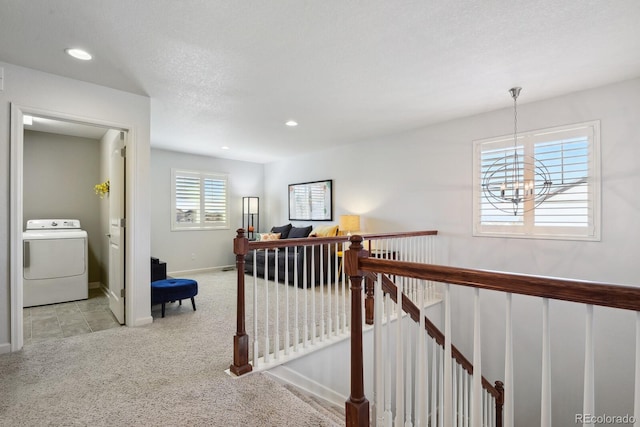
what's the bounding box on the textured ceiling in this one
[1,1,639,163]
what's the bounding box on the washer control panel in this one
[26,219,82,230]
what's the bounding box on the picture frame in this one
[288,179,333,221]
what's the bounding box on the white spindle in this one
[417,282,428,426]
[319,245,325,341]
[504,292,513,427]
[294,246,299,352]
[583,304,594,427]
[342,241,347,333]
[444,284,453,426]
[264,251,270,363]
[432,339,438,427]
[311,245,316,344]
[385,292,393,427]
[472,288,482,427]
[541,298,552,427]
[466,371,471,427]
[274,249,280,361]
[303,247,308,348]
[439,335,445,425]
[334,243,340,337]
[405,322,413,427]
[375,274,384,426]
[396,277,405,427]
[452,361,462,427]
[253,251,259,367]
[284,247,290,355]
[635,311,640,427]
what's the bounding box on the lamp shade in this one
[339,215,360,233]
[243,197,259,214]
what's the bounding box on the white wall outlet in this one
[191,253,196,260]
[0,67,4,91]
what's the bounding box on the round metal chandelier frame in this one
[481,87,553,216]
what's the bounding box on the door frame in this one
[10,104,130,351]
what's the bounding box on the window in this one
[473,121,600,240]
[171,169,229,230]
[288,179,333,221]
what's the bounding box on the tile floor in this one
[23,288,121,345]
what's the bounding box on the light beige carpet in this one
[0,270,341,426]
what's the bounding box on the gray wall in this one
[265,78,640,425]
[150,148,264,273]
[23,130,102,284]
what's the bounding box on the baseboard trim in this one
[131,316,153,327]
[0,342,11,354]
[89,281,102,289]
[266,365,347,409]
[168,265,234,277]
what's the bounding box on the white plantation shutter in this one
[473,121,600,240]
[172,169,229,230]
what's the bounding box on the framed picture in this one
[288,179,333,221]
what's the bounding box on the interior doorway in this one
[10,105,128,350]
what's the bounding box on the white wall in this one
[265,78,640,424]
[150,148,264,273]
[0,61,151,352]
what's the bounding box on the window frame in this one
[473,120,601,241]
[171,168,230,231]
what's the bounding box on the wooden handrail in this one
[365,271,503,400]
[244,229,438,251]
[357,257,640,311]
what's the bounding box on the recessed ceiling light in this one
[221,146,230,150]
[285,120,298,127]
[65,48,92,61]
[23,115,33,126]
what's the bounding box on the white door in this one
[108,131,126,324]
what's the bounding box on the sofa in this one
[244,224,339,287]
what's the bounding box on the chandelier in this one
[482,87,552,216]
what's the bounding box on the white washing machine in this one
[23,219,88,307]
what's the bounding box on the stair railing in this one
[345,234,640,427]
[230,229,438,376]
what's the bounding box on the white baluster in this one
[439,334,444,426]
[264,250,270,363]
[583,304,594,427]
[541,298,552,427]
[444,284,453,426]
[432,338,438,427]
[405,321,413,427]
[334,243,340,337]
[274,249,280,361]
[311,245,316,345]
[253,251,259,367]
[294,246,299,352]
[342,241,347,333]
[385,292,393,427]
[504,292,514,427]
[375,274,384,426]
[303,247,308,348]
[472,288,482,427]
[417,283,428,426]
[453,364,459,426]
[319,245,325,341]
[284,247,290,355]
[635,311,640,427]
[396,277,405,427]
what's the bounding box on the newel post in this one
[230,229,252,376]
[345,235,370,427]
[495,380,504,427]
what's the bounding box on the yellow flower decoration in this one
[94,180,110,198]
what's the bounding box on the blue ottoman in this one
[151,278,198,318]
